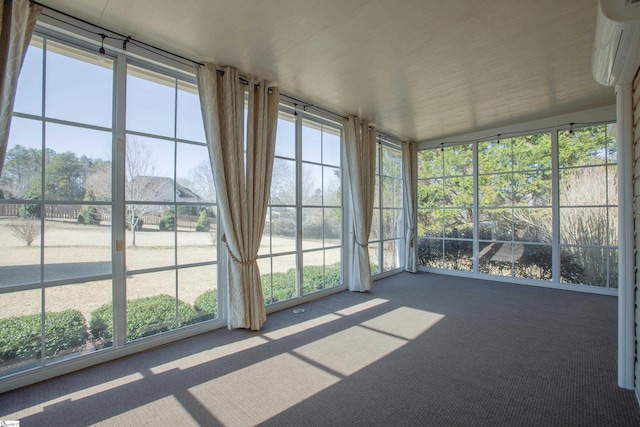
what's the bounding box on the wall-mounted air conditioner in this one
[592,0,640,86]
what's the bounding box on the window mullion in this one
[112,54,127,347]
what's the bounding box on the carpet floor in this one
[2,272,639,426]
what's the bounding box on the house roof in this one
[131,176,201,201]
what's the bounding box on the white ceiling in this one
[39,0,614,142]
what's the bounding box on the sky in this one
[7,37,341,190]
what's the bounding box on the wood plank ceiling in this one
[38,0,614,142]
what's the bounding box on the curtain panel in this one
[343,116,376,292]
[0,0,41,176]
[402,142,418,272]
[196,63,278,330]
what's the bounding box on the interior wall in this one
[634,66,640,398]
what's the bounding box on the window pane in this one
[418,208,442,238]
[478,140,511,174]
[479,242,512,276]
[127,65,176,137]
[369,243,380,275]
[271,158,296,205]
[607,165,618,206]
[275,113,296,159]
[301,119,322,162]
[369,209,380,242]
[382,239,400,272]
[126,270,179,341]
[258,257,273,304]
[443,208,473,239]
[479,209,512,241]
[443,144,473,176]
[302,207,323,251]
[324,208,341,246]
[302,250,323,295]
[560,207,611,246]
[324,248,341,288]
[560,167,606,206]
[478,174,511,207]
[417,178,443,208]
[45,123,112,202]
[558,126,608,168]
[179,265,218,322]
[270,254,297,303]
[511,134,551,171]
[382,177,402,208]
[443,239,473,272]
[271,207,296,253]
[176,143,215,203]
[513,208,551,243]
[382,208,402,240]
[560,246,609,286]
[0,205,41,286]
[301,163,322,205]
[14,36,43,116]
[608,249,618,288]
[176,206,217,265]
[46,41,113,128]
[1,117,42,199]
[443,176,472,207]
[373,175,380,208]
[125,136,175,201]
[0,289,42,376]
[176,81,205,143]
[44,204,111,281]
[417,238,442,268]
[259,210,271,256]
[513,244,551,280]
[126,204,176,271]
[512,171,551,206]
[322,126,341,166]
[323,166,340,206]
[417,149,443,178]
[45,280,112,361]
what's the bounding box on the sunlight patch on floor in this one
[361,307,445,340]
[189,353,340,426]
[150,336,269,374]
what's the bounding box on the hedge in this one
[90,294,200,343]
[0,309,87,363]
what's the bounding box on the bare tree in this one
[85,138,157,245]
[11,216,40,246]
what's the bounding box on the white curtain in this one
[402,142,418,272]
[344,116,376,292]
[0,0,41,176]
[196,64,279,330]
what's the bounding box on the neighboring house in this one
[130,176,202,208]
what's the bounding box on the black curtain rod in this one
[31,0,204,67]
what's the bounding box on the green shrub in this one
[77,206,101,225]
[0,309,87,363]
[90,294,199,342]
[17,192,40,219]
[159,209,175,231]
[194,289,217,319]
[195,209,210,232]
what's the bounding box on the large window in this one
[417,144,474,271]
[0,37,115,375]
[300,117,342,294]
[124,64,218,342]
[477,134,552,280]
[558,124,617,287]
[370,141,404,274]
[417,124,617,288]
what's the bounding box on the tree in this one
[11,216,40,246]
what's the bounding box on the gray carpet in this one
[2,272,639,426]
